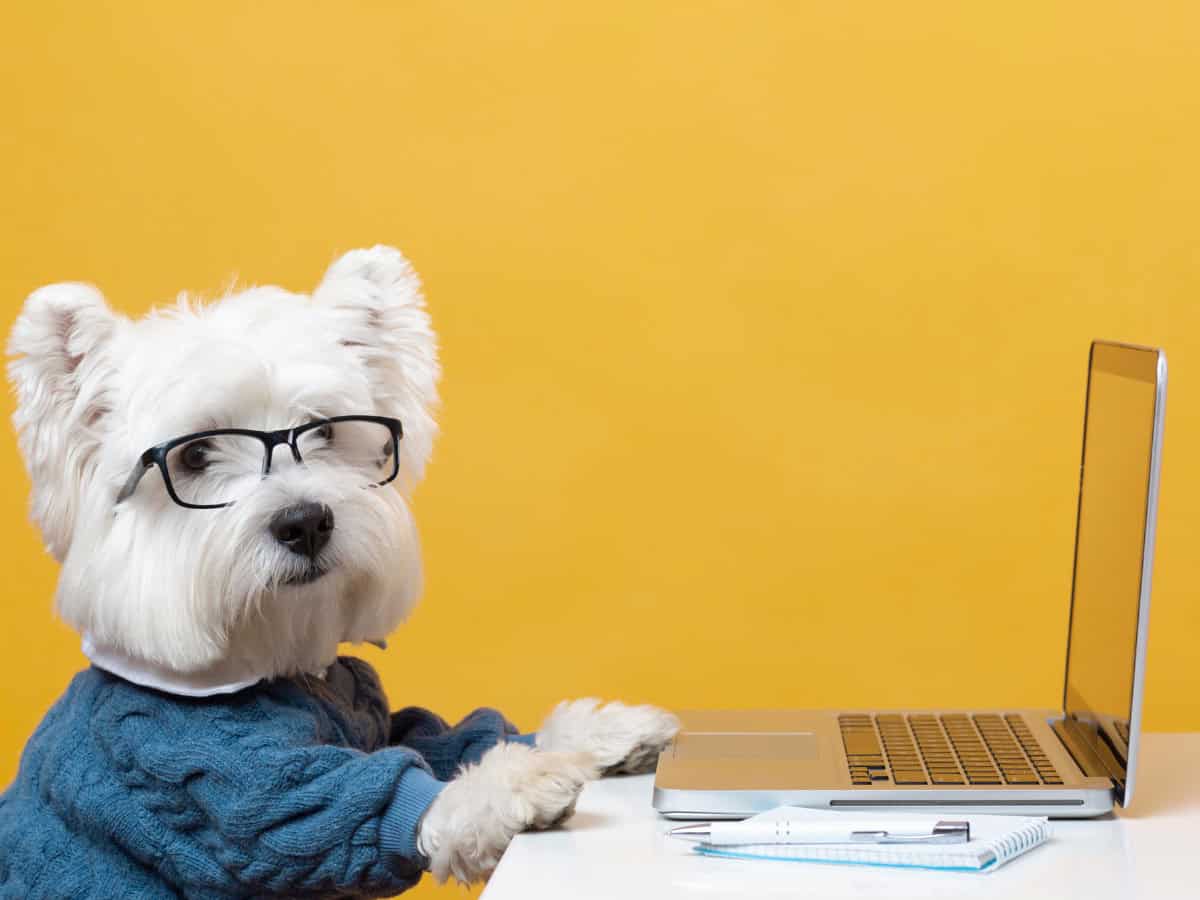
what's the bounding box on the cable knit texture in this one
[0,657,525,899]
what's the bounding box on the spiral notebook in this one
[692,806,1050,873]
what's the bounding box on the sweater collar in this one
[81,633,263,697]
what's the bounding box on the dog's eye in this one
[180,440,212,471]
[314,424,333,442]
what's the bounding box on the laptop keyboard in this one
[838,713,1062,787]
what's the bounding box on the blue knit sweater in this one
[0,657,531,899]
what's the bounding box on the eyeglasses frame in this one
[115,414,405,510]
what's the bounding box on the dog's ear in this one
[313,246,440,487]
[7,283,121,560]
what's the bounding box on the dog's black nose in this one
[269,503,334,559]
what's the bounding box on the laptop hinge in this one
[1051,717,1122,787]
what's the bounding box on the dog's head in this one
[7,246,438,680]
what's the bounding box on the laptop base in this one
[652,708,1116,820]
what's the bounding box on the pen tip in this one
[668,823,712,840]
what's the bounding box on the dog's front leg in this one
[416,742,596,884]
[534,699,680,774]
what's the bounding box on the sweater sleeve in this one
[389,706,530,780]
[104,702,446,897]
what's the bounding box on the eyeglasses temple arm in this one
[115,456,154,504]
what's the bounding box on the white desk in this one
[485,733,1197,900]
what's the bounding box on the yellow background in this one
[2,3,1199,897]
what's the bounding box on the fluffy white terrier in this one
[7,246,678,886]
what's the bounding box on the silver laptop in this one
[654,341,1166,819]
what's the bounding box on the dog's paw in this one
[416,742,597,885]
[536,699,680,775]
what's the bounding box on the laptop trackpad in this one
[675,732,817,760]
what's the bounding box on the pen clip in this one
[851,821,970,844]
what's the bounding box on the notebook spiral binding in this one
[993,820,1050,865]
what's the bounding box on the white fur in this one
[417,743,598,885]
[417,702,680,886]
[536,698,681,774]
[7,246,437,679]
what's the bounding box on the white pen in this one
[668,818,970,845]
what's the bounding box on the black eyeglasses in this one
[116,415,404,509]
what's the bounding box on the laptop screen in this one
[1063,341,1165,807]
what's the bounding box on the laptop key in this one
[1004,773,1039,784]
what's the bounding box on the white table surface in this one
[484,733,1197,900]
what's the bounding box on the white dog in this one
[0,246,678,896]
